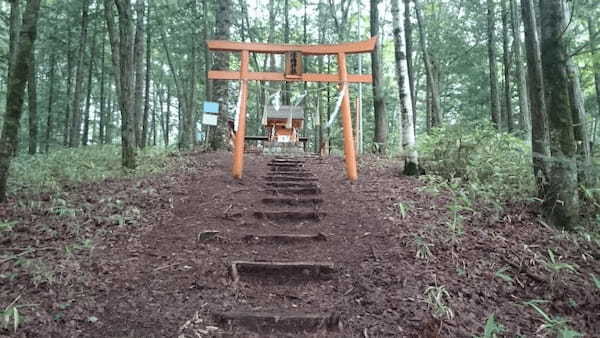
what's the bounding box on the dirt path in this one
[1,152,599,337]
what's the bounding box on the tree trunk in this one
[114,0,136,169]
[133,0,145,148]
[415,0,441,128]
[28,50,38,155]
[7,0,21,79]
[404,0,417,134]
[63,29,73,146]
[487,0,501,128]
[540,0,579,229]
[522,0,551,200]
[165,84,171,146]
[589,17,600,150]
[566,62,592,187]
[45,52,56,153]
[392,0,418,175]
[82,24,97,146]
[141,2,152,149]
[502,0,513,132]
[99,31,107,144]
[0,0,42,202]
[209,0,232,150]
[370,0,388,153]
[69,0,91,147]
[511,0,531,141]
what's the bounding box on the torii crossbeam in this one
[207,37,377,181]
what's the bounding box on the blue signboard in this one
[204,101,219,113]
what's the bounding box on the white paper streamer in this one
[326,84,347,129]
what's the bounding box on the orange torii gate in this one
[207,37,377,181]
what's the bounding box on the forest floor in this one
[1,151,599,337]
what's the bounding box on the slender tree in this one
[209,0,232,150]
[370,0,388,153]
[522,0,551,199]
[0,0,42,202]
[415,0,441,128]
[487,0,501,128]
[511,0,531,141]
[45,51,56,153]
[114,0,136,169]
[69,0,91,147]
[502,0,513,132]
[392,0,418,175]
[28,49,38,154]
[133,0,145,148]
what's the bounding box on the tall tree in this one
[392,0,418,175]
[487,0,501,128]
[511,0,531,141]
[69,0,91,147]
[209,0,232,150]
[133,0,145,148]
[404,0,417,133]
[522,0,551,202]
[141,2,152,148]
[370,0,388,153]
[502,0,513,132]
[28,49,38,154]
[0,0,42,202]
[45,51,56,153]
[540,0,579,229]
[588,16,600,148]
[113,0,136,169]
[415,0,441,128]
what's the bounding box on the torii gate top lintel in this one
[207,36,377,56]
[208,37,377,181]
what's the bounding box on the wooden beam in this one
[207,37,378,55]
[208,71,372,83]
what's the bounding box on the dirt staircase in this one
[213,155,341,336]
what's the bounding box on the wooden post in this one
[355,96,361,154]
[232,50,250,179]
[337,52,358,181]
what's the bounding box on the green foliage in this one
[494,266,514,285]
[475,314,505,338]
[7,145,176,196]
[1,304,21,332]
[423,284,454,320]
[590,274,600,289]
[418,121,535,205]
[524,300,583,337]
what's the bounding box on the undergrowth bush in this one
[8,145,178,196]
[418,121,535,207]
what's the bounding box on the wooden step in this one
[266,182,318,188]
[214,311,341,333]
[230,261,336,284]
[253,210,322,222]
[267,187,321,195]
[264,176,318,182]
[261,197,323,207]
[242,233,327,244]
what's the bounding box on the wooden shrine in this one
[207,37,377,181]
[264,105,305,143]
